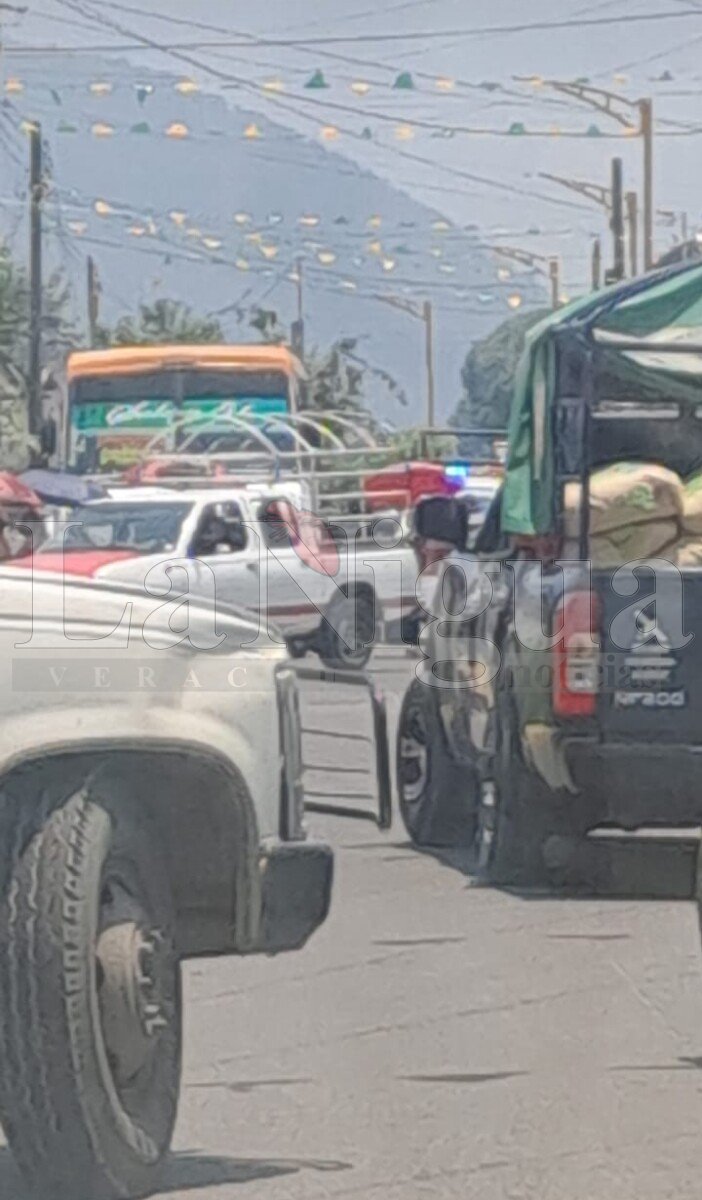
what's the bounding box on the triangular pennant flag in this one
[393,72,414,90]
[305,69,329,89]
[131,121,151,134]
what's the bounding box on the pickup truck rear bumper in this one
[564,739,702,828]
[256,838,334,954]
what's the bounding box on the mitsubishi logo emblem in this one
[631,607,672,653]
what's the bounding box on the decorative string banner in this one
[6,75,693,142]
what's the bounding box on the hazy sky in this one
[9,0,702,295]
[1,0,701,422]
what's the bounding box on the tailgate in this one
[594,566,702,743]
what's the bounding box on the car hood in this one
[13,550,140,577]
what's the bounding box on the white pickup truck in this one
[0,568,389,1200]
[30,483,418,670]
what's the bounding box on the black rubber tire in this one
[476,685,564,887]
[0,786,181,1200]
[318,589,376,671]
[397,678,478,847]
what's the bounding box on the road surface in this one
[2,653,702,1200]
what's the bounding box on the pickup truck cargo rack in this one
[92,415,506,531]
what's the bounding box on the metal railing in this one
[91,415,506,526]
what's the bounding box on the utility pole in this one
[625,191,638,277]
[639,98,654,270]
[548,258,560,310]
[290,257,305,360]
[610,157,625,283]
[28,122,43,447]
[374,293,436,426]
[592,238,602,290]
[87,255,100,347]
[423,300,435,428]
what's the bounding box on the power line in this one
[15,0,604,129]
[29,6,108,33]
[218,80,638,137]
[45,0,699,331]
[36,1,615,216]
[8,7,702,51]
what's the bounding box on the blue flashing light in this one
[444,462,471,482]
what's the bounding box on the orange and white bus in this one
[66,344,305,473]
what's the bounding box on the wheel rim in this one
[475,704,510,871]
[96,874,174,1111]
[399,704,430,808]
[335,600,373,666]
[475,780,498,870]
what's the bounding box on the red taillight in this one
[553,590,600,718]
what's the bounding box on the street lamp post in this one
[626,191,639,276]
[524,79,655,269]
[539,167,630,282]
[592,238,602,291]
[490,245,562,309]
[375,294,436,427]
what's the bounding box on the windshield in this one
[68,372,291,472]
[40,502,193,555]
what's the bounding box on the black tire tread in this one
[318,588,376,671]
[397,678,477,847]
[0,788,179,1200]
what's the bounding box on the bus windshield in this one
[68,367,292,472]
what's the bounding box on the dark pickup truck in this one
[397,262,702,885]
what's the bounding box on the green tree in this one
[452,307,550,431]
[304,338,366,413]
[388,427,457,460]
[247,306,408,421]
[0,242,76,470]
[248,307,286,344]
[96,298,224,347]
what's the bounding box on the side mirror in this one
[413,496,467,549]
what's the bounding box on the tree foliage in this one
[304,339,366,413]
[248,307,285,345]
[452,307,550,431]
[388,427,457,459]
[0,242,76,471]
[96,299,224,347]
[246,306,406,417]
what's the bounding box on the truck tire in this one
[318,588,376,671]
[475,684,562,886]
[397,678,478,847]
[0,785,181,1200]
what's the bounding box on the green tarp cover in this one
[502,263,702,535]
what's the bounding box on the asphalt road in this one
[3,653,702,1200]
